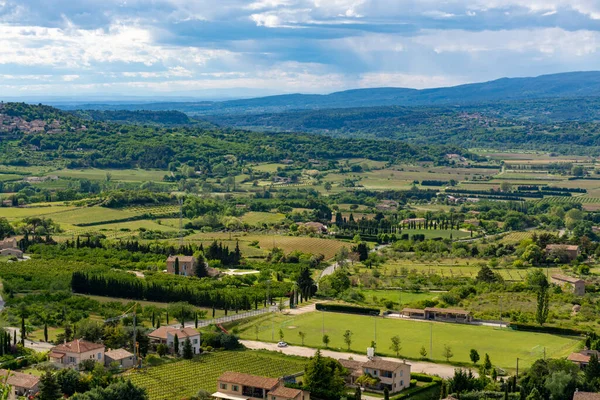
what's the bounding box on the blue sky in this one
[2,0,600,99]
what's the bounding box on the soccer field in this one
[232,311,581,369]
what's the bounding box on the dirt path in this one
[241,340,468,379]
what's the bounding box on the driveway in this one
[5,327,54,352]
[241,340,468,378]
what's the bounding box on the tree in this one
[544,370,572,400]
[484,353,492,372]
[173,334,179,354]
[304,350,346,399]
[526,388,543,400]
[354,386,361,400]
[299,331,306,346]
[20,315,25,346]
[419,346,428,359]
[343,330,353,350]
[56,368,81,397]
[322,334,330,347]
[183,338,193,359]
[536,285,550,326]
[157,344,168,357]
[585,353,600,388]
[38,371,62,400]
[279,328,285,342]
[174,257,180,275]
[442,345,453,362]
[383,387,389,400]
[470,349,480,365]
[390,336,402,357]
[70,380,148,400]
[476,265,500,283]
[356,374,380,388]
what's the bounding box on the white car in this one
[277,341,288,348]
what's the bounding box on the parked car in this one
[277,341,288,348]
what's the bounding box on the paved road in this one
[5,327,54,352]
[241,340,469,378]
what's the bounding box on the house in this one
[568,350,600,369]
[49,339,105,368]
[0,238,17,250]
[551,275,586,296]
[376,200,399,211]
[573,391,600,400]
[545,244,580,261]
[213,372,310,400]
[362,359,411,393]
[0,369,40,398]
[148,326,201,355]
[401,218,425,225]
[299,222,328,234]
[166,255,198,277]
[338,359,364,385]
[1,200,11,207]
[104,348,135,369]
[0,248,23,258]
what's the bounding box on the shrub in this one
[315,303,380,315]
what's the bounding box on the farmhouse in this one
[298,222,328,234]
[568,350,600,369]
[148,326,201,355]
[166,255,198,277]
[545,244,580,261]
[0,238,17,250]
[376,200,399,211]
[574,391,600,400]
[401,307,473,323]
[0,248,23,258]
[338,358,411,393]
[551,274,585,296]
[104,348,135,369]
[213,372,310,400]
[49,339,105,368]
[0,369,40,398]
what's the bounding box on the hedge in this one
[411,373,441,383]
[390,381,440,400]
[509,323,585,336]
[315,303,380,316]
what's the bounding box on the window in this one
[220,384,228,390]
[68,356,76,364]
[400,381,404,387]
[381,371,393,378]
[193,339,198,344]
[97,353,102,360]
[232,385,239,392]
[399,370,403,377]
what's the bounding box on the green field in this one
[53,168,168,182]
[231,312,581,369]
[241,212,286,226]
[128,351,306,400]
[360,290,439,306]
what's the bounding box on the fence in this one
[180,306,279,329]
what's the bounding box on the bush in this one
[410,379,417,387]
[411,373,438,383]
[315,303,380,315]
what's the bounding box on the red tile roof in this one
[167,255,195,263]
[568,352,591,363]
[149,326,200,340]
[52,339,104,354]
[574,392,600,400]
[105,348,134,360]
[0,370,39,389]
[552,274,584,284]
[363,359,407,372]
[270,386,302,399]
[218,372,280,390]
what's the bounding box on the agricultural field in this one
[128,351,306,400]
[359,289,439,306]
[241,212,286,226]
[51,168,169,182]
[231,311,581,369]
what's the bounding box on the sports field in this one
[231,311,581,369]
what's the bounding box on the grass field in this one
[52,168,168,182]
[242,212,286,226]
[128,351,306,400]
[231,312,581,369]
[359,290,439,306]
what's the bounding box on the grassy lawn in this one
[29,327,61,342]
[128,350,306,400]
[359,290,439,306]
[0,204,77,221]
[242,212,286,226]
[231,311,581,369]
[52,168,168,182]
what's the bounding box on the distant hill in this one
[70,109,208,126]
[55,71,600,115]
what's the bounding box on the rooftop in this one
[424,307,471,316]
[552,274,584,284]
[105,348,134,360]
[363,358,407,372]
[574,392,600,400]
[149,326,200,340]
[545,244,579,251]
[167,255,196,263]
[0,369,39,389]
[338,359,363,371]
[218,372,280,390]
[269,386,303,399]
[568,352,591,363]
[52,339,104,354]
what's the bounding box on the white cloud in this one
[359,72,466,89]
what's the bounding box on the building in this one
[213,372,310,400]
[400,308,473,323]
[166,255,198,277]
[49,339,105,368]
[298,222,328,234]
[148,326,201,355]
[568,350,600,369]
[0,369,40,398]
[0,238,17,250]
[0,248,23,258]
[338,358,411,393]
[361,359,411,393]
[551,275,586,296]
[545,244,581,261]
[573,391,600,400]
[104,348,135,369]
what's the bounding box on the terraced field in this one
[128,351,306,400]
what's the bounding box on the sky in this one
[2,0,600,99]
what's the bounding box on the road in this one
[241,340,467,378]
[5,327,54,352]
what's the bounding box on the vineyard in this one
[128,351,306,400]
[533,196,600,205]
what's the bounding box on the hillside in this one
[55,71,600,115]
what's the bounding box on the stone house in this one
[166,255,198,277]
[213,372,310,400]
[49,339,105,369]
[148,326,201,355]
